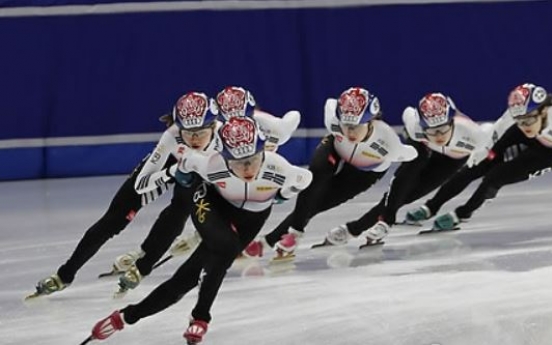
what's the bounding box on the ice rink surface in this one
[1,171,552,345]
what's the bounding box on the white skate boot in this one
[114,265,142,299]
[170,231,202,257]
[360,221,389,248]
[99,250,144,278]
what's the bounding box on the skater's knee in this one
[480,177,501,199]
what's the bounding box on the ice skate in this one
[151,232,203,269]
[312,224,352,248]
[99,250,144,278]
[87,310,125,342]
[242,237,268,258]
[113,265,142,299]
[271,232,300,263]
[419,211,462,235]
[402,205,432,226]
[183,319,209,345]
[25,274,68,300]
[170,232,201,257]
[359,221,388,249]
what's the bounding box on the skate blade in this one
[418,227,460,235]
[79,335,94,345]
[24,291,43,301]
[311,239,334,249]
[98,267,123,279]
[152,255,173,269]
[397,220,423,227]
[270,254,295,264]
[359,240,385,250]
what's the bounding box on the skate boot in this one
[99,250,144,278]
[243,237,269,258]
[361,221,389,248]
[312,224,352,248]
[432,211,461,231]
[91,310,125,340]
[114,265,142,298]
[404,205,432,225]
[272,229,302,263]
[326,224,352,246]
[25,274,68,300]
[114,250,144,272]
[183,319,209,345]
[170,232,202,257]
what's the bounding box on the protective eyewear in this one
[227,152,263,169]
[514,115,539,127]
[181,127,213,139]
[340,123,368,132]
[424,124,453,136]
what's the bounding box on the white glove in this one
[254,110,301,146]
[467,148,489,168]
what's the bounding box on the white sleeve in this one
[384,126,418,162]
[253,110,301,147]
[324,98,338,133]
[134,130,177,194]
[391,136,418,162]
[178,150,212,180]
[279,165,313,200]
[402,107,420,140]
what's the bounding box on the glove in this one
[163,164,178,181]
[273,191,288,205]
[174,169,195,187]
[466,147,494,168]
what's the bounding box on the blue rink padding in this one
[0,148,45,180]
[0,137,318,181]
[45,143,156,178]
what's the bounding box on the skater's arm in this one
[134,129,178,194]
[253,109,301,151]
[278,165,313,200]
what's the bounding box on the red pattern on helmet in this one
[216,87,247,116]
[419,93,448,119]
[220,117,256,149]
[338,87,368,118]
[508,86,530,108]
[176,93,208,123]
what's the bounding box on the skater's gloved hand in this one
[174,169,194,187]
[273,191,288,205]
[166,164,178,178]
[467,148,492,168]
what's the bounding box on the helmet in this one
[418,93,456,129]
[336,87,381,126]
[215,86,256,120]
[172,92,218,130]
[507,83,548,118]
[219,116,264,160]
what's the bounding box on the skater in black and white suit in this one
[86,113,312,345]
[244,87,418,260]
[28,91,218,299]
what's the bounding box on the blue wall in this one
[0,1,550,180]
